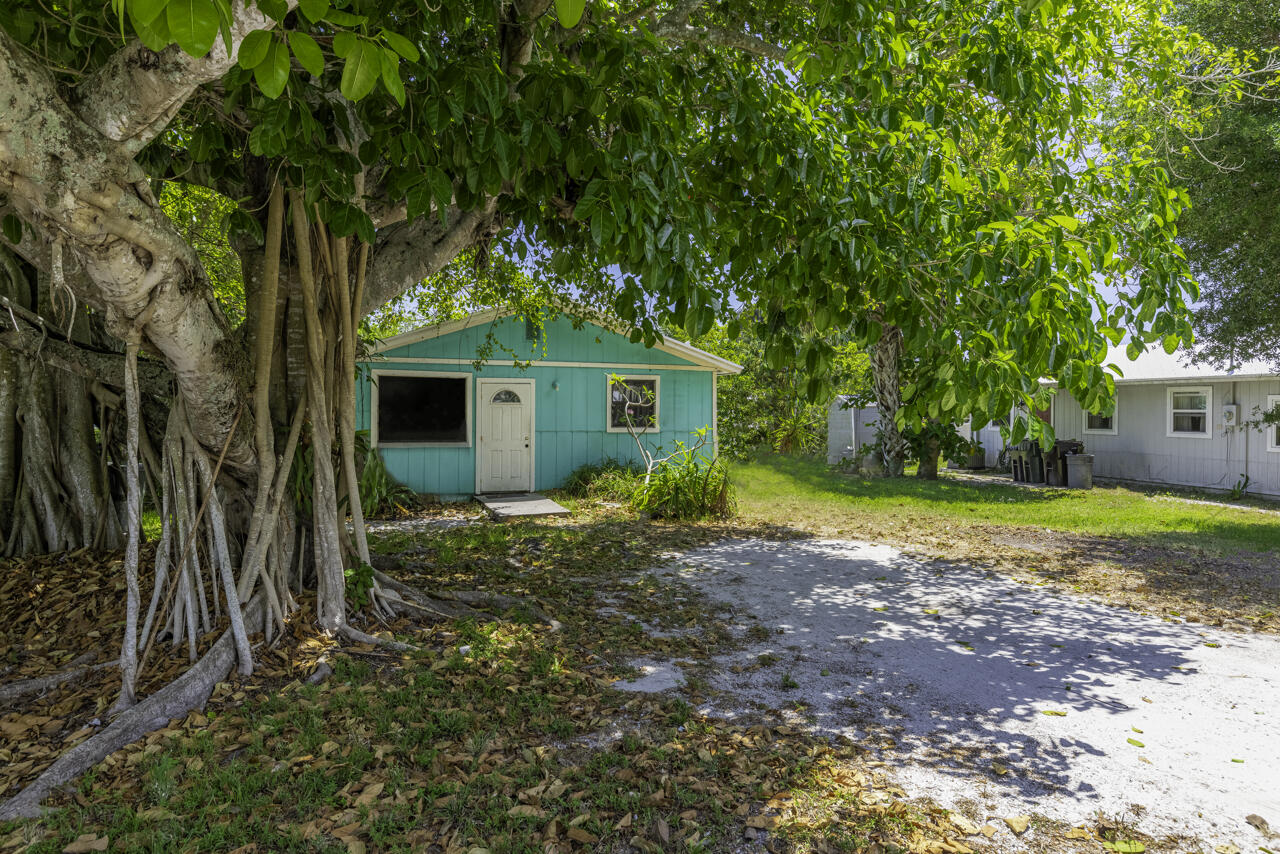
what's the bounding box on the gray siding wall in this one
[1050,378,1280,496]
[974,422,1006,468]
[827,398,880,465]
[827,402,1009,468]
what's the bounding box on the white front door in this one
[476,379,534,493]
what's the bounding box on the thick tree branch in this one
[361,201,500,316]
[652,20,788,61]
[0,328,171,400]
[0,30,252,470]
[71,3,294,155]
[647,0,788,62]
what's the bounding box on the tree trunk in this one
[870,322,908,477]
[917,433,941,480]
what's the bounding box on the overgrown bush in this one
[632,451,735,520]
[355,430,418,517]
[289,430,418,520]
[563,453,734,519]
[561,459,642,501]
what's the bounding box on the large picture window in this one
[374,372,471,445]
[607,375,659,432]
[1167,385,1211,438]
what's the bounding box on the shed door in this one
[476,379,534,493]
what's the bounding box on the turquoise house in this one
[356,309,742,500]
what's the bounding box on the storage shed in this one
[356,309,741,500]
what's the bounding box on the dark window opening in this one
[1087,412,1114,431]
[610,378,658,430]
[377,375,468,444]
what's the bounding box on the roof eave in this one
[368,307,744,374]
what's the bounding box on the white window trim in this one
[1082,395,1119,436]
[606,374,661,433]
[1267,394,1280,453]
[1166,384,1212,439]
[371,369,472,448]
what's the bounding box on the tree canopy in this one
[0,0,1243,818]
[1138,0,1280,368]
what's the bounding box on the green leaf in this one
[167,0,219,56]
[288,31,324,76]
[381,30,419,61]
[254,39,289,99]
[237,29,271,69]
[1127,738,1144,748]
[1161,334,1179,355]
[323,8,365,26]
[255,0,287,20]
[297,0,328,21]
[1047,214,1079,231]
[332,31,357,58]
[941,385,957,411]
[128,0,168,26]
[340,40,380,101]
[130,6,172,49]
[380,47,405,106]
[553,0,586,28]
[1,213,22,245]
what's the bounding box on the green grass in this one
[732,453,1280,554]
[2,506,964,854]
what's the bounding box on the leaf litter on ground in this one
[1,501,980,853]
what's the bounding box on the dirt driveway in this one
[636,538,1280,852]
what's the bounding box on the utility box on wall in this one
[1222,404,1240,429]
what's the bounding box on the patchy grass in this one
[733,454,1280,632]
[8,457,1276,852]
[0,504,971,854]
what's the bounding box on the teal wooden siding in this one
[356,316,718,500]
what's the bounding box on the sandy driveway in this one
[637,538,1280,851]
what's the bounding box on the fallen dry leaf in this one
[566,826,598,844]
[507,805,546,818]
[61,834,108,853]
[1004,816,1030,835]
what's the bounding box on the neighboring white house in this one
[1044,346,1280,497]
[826,346,1280,496]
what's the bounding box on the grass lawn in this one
[733,454,1280,632]
[733,454,1280,553]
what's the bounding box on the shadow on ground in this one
[656,537,1277,850]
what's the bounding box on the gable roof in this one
[1105,345,1278,385]
[371,307,743,375]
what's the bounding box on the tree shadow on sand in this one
[666,537,1277,842]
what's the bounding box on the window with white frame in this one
[1083,395,1118,435]
[608,375,659,432]
[1267,394,1280,452]
[1167,386,1211,438]
[374,371,471,446]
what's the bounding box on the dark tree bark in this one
[870,322,908,477]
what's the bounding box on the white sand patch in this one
[636,538,1280,852]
